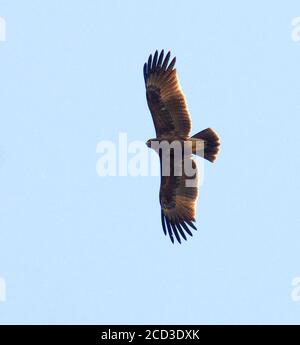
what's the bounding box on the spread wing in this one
[144,50,191,139]
[159,153,198,244]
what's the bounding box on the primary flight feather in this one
[144,50,220,244]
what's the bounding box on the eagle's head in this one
[145,138,158,148]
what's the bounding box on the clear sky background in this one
[0,0,300,324]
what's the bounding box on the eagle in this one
[143,50,220,244]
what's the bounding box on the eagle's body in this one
[143,50,220,243]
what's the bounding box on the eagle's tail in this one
[191,128,220,163]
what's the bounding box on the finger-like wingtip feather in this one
[157,50,164,67]
[167,56,176,70]
[161,211,167,236]
[143,63,147,83]
[162,51,171,70]
[171,222,181,244]
[186,220,197,231]
[147,54,152,74]
[181,221,193,237]
[165,217,174,244]
[176,222,187,241]
[152,50,158,70]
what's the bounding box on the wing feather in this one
[157,50,164,67]
[159,153,198,243]
[144,50,192,138]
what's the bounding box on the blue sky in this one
[0,0,300,324]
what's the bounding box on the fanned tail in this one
[191,128,220,163]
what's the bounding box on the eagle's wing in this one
[159,153,198,244]
[144,50,191,138]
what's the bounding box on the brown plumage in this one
[144,50,220,243]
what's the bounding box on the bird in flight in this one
[143,50,220,244]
